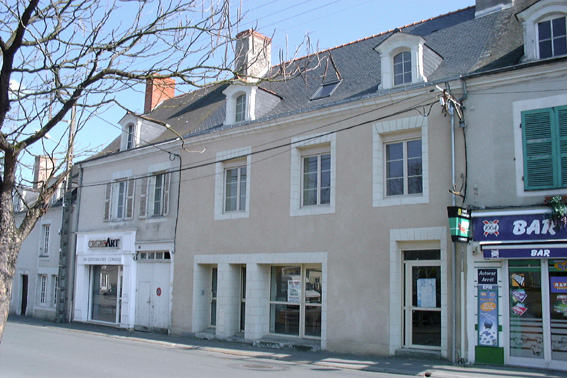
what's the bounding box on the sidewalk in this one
[7,315,567,378]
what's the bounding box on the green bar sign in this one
[447,206,471,243]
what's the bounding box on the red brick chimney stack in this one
[144,76,176,113]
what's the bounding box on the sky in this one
[36,0,475,169]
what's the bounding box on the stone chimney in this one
[144,76,176,113]
[33,155,56,189]
[475,0,514,17]
[234,30,272,82]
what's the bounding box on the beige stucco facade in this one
[171,87,466,357]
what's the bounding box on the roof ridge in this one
[275,5,475,65]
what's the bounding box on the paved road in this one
[0,321,408,378]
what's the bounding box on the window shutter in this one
[558,106,567,188]
[125,178,135,219]
[163,173,170,216]
[522,108,554,190]
[139,176,148,218]
[104,183,112,221]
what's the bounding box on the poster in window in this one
[417,278,436,308]
[288,280,301,303]
[478,289,498,346]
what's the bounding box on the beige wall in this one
[172,89,464,356]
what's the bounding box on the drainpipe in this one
[459,76,468,364]
[449,102,458,363]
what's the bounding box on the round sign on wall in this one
[156,287,162,296]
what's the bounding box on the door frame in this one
[403,260,443,350]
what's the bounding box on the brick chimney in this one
[235,30,272,82]
[33,155,56,189]
[144,76,176,113]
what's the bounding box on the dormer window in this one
[235,94,247,122]
[393,51,412,86]
[374,32,442,91]
[538,16,566,59]
[517,0,567,62]
[126,124,135,149]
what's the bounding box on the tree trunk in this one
[0,208,22,343]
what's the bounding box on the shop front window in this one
[509,260,543,359]
[549,260,567,361]
[91,265,121,323]
[269,265,322,338]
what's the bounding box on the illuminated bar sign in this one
[448,206,471,243]
[472,213,567,242]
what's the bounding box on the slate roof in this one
[95,1,539,157]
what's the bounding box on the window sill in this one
[215,211,250,221]
[291,205,335,217]
[373,194,427,208]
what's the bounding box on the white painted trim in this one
[214,147,252,220]
[289,133,336,217]
[389,227,448,357]
[373,115,429,207]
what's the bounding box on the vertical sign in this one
[478,289,499,346]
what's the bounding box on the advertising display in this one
[478,289,499,346]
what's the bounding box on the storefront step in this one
[395,348,442,360]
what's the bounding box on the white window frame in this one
[393,51,412,86]
[235,94,247,122]
[104,170,135,221]
[224,164,247,213]
[290,133,336,217]
[214,147,251,220]
[39,223,51,257]
[517,2,567,62]
[223,85,257,126]
[384,138,423,197]
[373,115,429,207]
[537,15,567,59]
[301,151,331,207]
[39,274,48,305]
[140,172,170,218]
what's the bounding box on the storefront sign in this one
[88,237,121,249]
[478,269,497,285]
[473,213,567,242]
[81,256,122,264]
[478,289,498,347]
[483,246,567,259]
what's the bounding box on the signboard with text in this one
[472,213,567,242]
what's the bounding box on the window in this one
[522,106,567,190]
[385,139,423,196]
[214,148,251,220]
[137,251,171,260]
[290,134,335,216]
[126,124,135,149]
[311,81,341,100]
[225,166,247,212]
[39,275,47,305]
[538,16,567,59]
[302,153,331,206]
[373,116,429,207]
[235,94,246,122]
[139,173,170,218]
[269,265,322,338]
[394,51,412,85]
[40,224,50,257]
[52,275,58,307]
[104,179,135,221]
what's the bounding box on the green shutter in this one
[558,106,567,188]
[522,108,555,190]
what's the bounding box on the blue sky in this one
[53,0,475,164]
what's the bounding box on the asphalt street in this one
[2,317,567,378]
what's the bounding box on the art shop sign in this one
[88,237,121,249]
